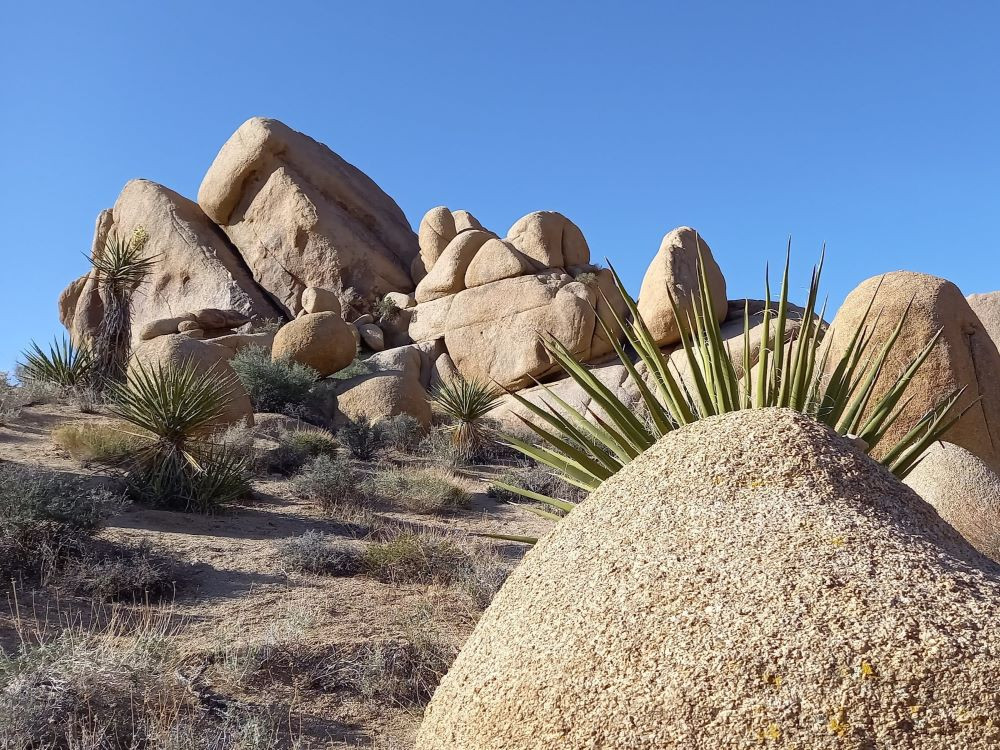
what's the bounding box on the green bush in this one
[230,345,320,416]
[291,454,366,509]
[275,531,363,576]
[262,427,340,475]
[329,357,371,381]
[366,467,471,514]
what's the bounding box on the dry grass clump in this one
[275,530,364,576]
[0,607,284,749]
[366,467,472,514]
[362,532,468,585]
[55,541,176,602]
[52,422,142,465]
[320,607,458,707]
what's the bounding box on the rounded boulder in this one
[271,312,356,377]
[417,409,1000,749]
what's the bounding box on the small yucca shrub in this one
[108,360,250,512]
[500,246,968,541]
[431,376,502,461]
[19,337,93,388]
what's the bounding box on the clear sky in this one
[1,1,997,372]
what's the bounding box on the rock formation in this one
[417,409,1000,749]
[198,117,418,317]
[904,441,1000,561]
[968,291,1000,349]
[825,272,1000,472]
[637,226,727,347]
[59,179,281,345]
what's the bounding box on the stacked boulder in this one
[407,207,633,389]
[273,287,356,377]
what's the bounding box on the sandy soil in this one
[0,402,549,748]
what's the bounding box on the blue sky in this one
[1,1,997,372]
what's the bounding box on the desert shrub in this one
[259,427,339,475]
[0,610,282,749]
[380,414,424,452]
[230,345,319,416]
[291,453,367,508]
[329,357,372,381]
[366,467,472,514]
[430,376,502,461]
[321,608,457,706]
[373,295,401,324]
[52,422,142,465]
[89,227,157,390]
[0,373,28,426]
[276,531,363,576]
[250,317,283,334]
[18,336,94,388]
[339,416,383,460]
[109,360,251,513]
[489,464,587,510]
[362,532,468,585]
[0,461,123,578]
[55,541,175,601]
[456,544,511,609]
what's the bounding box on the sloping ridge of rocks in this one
[416,409,1000,749]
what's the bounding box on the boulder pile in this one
[417,409,1000,749]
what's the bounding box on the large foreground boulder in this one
[198,117,418,316]
[59,179,281,345]
[417,410,1000,749]
[637,227,727,347]
[825,272,1000,472]
[904,441,1000,561]
[131,334,253,426]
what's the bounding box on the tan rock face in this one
[131,334,253,426]
[825,271,1000,472]
[637,226,727,347]
[198,117,418,316]
[444,272,597,389]
[271,312,356,377]
[414,229,496,303]
[904,441,1000,561]
[417,409,1000,749]
[416,206,457,276]
[464,238,534,288]
[60,180,280,345]
[505,211,590,270]
[332,346,432,428]
[968,292,1000,349]
[408,295,453,343]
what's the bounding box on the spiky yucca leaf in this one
[107,359,249,512]
[499,245,964,538]
[19,337,93,388]
[431,376,503,460]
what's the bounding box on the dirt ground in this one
[0,403,550,748]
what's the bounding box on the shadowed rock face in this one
[198,117,419,317]
[59,179,282,345]
[417,409,1000,750]
[968,291,1000,350]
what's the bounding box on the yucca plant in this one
[19,337,94,388]
[107,359,250,512]
[89,226,158,389]
[431,376,503,461]
[497,245,971,540]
